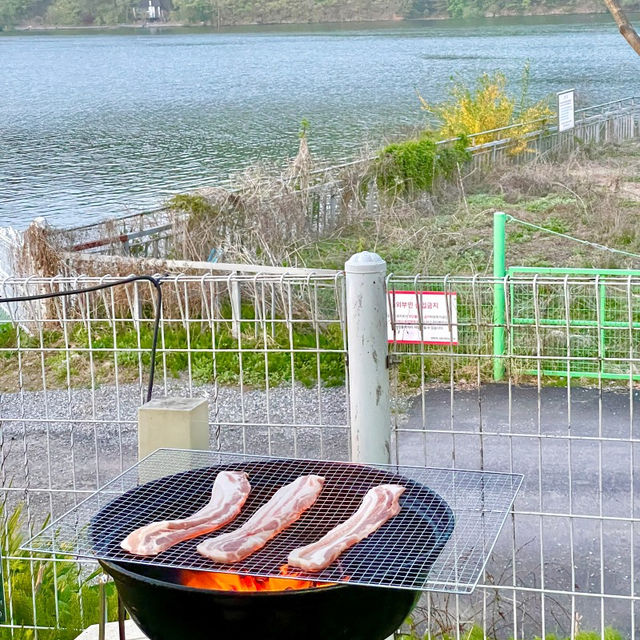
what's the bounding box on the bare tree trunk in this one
[604,0,640,56]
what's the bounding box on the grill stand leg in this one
[98,573,127,640]
[98,574,108,640]
[118,596,126,640]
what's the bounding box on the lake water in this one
[1,14,639,229]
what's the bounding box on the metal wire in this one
[23,449,522,594]
[0,272,350,632]
[0,275,162,403]
[388,273,640,639]
[1,272,639,637]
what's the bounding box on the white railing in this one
[466,96,640,167]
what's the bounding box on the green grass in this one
[540,215,571,234]
[0,502,118,639]
[507,227,534,244]
[4,269,640,393]
[523,194,576,214]
[466,194,509,210]
[619,199,640,208]
[0,303,346,392]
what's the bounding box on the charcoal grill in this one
[24,450,522,640]
[99,560,421,640]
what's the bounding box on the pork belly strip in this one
[121,471,251,556]
[197,474,325,563]
[287,484,405,572]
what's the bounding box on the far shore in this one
[2,9,624,34]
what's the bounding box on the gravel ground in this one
[0,380,349,522]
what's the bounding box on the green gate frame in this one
[492,212,640,381]
[0,550,4,623]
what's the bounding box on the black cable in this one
[0,275,162,403]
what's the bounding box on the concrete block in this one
[138,397,209,460]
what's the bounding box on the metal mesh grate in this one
[23,449,522,594]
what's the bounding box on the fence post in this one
[493,211,507,381]
[230,272,241,339]
[345,251,391,465]
[138,397,209,460]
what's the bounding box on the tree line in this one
[1,0,639,31]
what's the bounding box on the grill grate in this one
[23,450,522,594]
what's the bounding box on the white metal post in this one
[230,271,241,339]
[345,251,391,465]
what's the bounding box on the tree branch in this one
[604,0,640,56]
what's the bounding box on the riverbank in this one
[299,139,640,275]
[6,138,640,394]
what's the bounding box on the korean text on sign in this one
[387,291,458,345]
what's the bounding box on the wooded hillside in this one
[1,0,637,31]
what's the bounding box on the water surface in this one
[1,14,639,228]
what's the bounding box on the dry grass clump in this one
[15,219,63,279]
[11,220,67,331]
[168,142,372,267]
[491,160,572,201]
[170,170,312,266]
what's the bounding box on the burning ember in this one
[179,565,337,592]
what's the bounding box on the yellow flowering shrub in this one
[419,67,552,154]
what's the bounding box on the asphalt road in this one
[396,384,640,636]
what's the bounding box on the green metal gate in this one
[507,266,640,380]
[492,212,640,381]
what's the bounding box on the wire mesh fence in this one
[508,272,640,380]
[0,272,348,637]
[388,274,640,640]
[0,270,638,638]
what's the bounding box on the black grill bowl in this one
[100,559,420,640]
[92,459,454,640]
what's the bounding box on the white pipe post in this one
[230,271,241,339]
[346,252,395,640]
[345,251,391,465]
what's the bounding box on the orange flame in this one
[179,565,336,592]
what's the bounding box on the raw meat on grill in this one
[197,474,325,563]
[121,471,251,556]
[287,484,405,572]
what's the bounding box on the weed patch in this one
[0,306,346,392]
[0,502,118,639]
